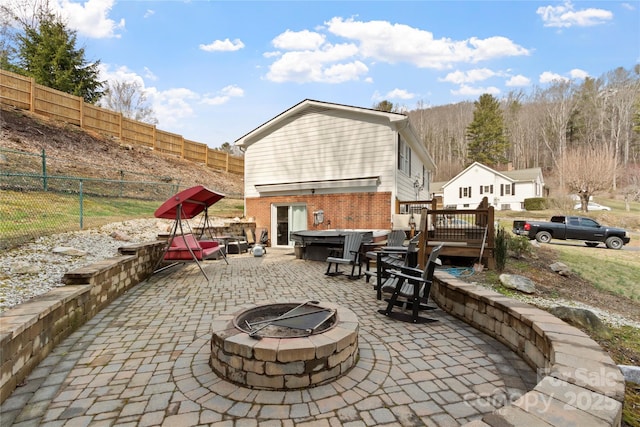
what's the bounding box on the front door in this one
[272,204,307,247]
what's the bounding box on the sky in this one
[14,0,640,149]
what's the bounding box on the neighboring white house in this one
[439,162,545,211]
[234,99,436,247]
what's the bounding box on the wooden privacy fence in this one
[0,69,244,175]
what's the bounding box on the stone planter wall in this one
[0,241,165,403]
[431,272,625,427]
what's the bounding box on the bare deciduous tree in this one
[99,79,157,125]
[562,146,616,211]
[620,164,640,210]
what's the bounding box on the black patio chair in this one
[378,244,443,323]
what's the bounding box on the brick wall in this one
[246,192,392,231]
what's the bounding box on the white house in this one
[440,162,545,211]
[235,99,436,247]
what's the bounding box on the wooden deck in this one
[399,198,495,269]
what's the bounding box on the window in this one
[581,218,599,228]
[398,136,411,174]
[460,186,472,198]
[504,185,511,195]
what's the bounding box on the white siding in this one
[244,112,396,198]
[396,147,428,201]
[443,164,542,210]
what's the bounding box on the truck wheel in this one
[585,242,599,248]
[535,231,552,244]
[605,236,624,250]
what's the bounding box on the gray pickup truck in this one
[512,215,631,249]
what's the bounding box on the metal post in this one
[119,170,124,197]
[79,180,84,230]
[41,149,47,191]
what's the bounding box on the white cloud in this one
[99,64,145,86]
[266,43,368,83]
[272,30,326,50]
[569,68,589,79]
[201,85,244,106]
[441,68,499,84]
[506,75,531,87]
[143,67,158,81]
[56,0,125,38]
[384,89,416,100]
[199,38,245,52]
[145,87,199,128]
[451,84,500,97]
[325,17,529,69]
[264,17,529,84]
[144,9,155,19]
[621,3,636,11]
[537,1,613,28]
[538,69,588,83]
[539,71,569,83]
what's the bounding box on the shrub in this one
[524,197,548,210]
[495,226,508,272]
[508,235,533,258]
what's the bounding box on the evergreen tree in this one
[15,12,103,103]
[466,94,510,166]
[374,100,395,112]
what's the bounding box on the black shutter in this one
[459,187,462,198]
[500,184,504,196]
[512,183,515,195]
[480,186,483,195]
[469,186,472,198]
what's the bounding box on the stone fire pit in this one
[210,301,359,390]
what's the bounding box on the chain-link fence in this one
[0,147,185,249]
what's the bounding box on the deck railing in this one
[414,197,495,269]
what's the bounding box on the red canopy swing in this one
[153,185,226,280]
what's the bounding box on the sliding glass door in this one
[272,204,307,247]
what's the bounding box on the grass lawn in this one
[0,190,245,248]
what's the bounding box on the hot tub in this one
[290,229,391,261]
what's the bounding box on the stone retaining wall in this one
[0,242,165,403]
[0,245,627,427]
[431,272,625,427]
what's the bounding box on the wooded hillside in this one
[408,65,639,200]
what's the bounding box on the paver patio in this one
[1,248,537,426]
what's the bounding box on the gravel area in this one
[468,280,640,329]
[0,218,172,312]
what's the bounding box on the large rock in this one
[52,246,87,257]
[110,231,131,241]
[10,261,40,275]
[549,261,571,276]
[549,306,611,339]
[618,365,640,385]
[499,274,536,294]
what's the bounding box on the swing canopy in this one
[154,185,225,220]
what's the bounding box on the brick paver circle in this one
[1,248,537,426]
